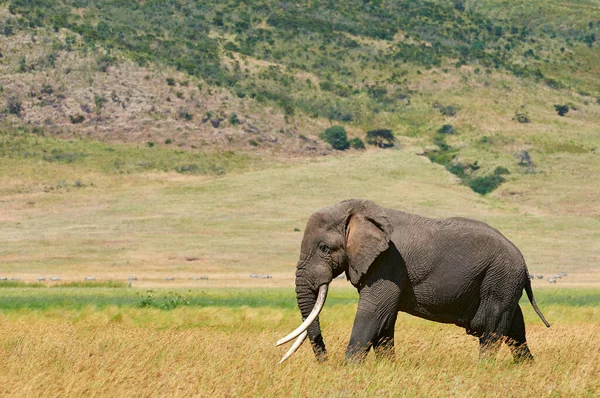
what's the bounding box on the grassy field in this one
[2,1,600,396]
[0,286,598,396]
[1,130,599,282]
[1,125,599,395]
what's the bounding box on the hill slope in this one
[0,1,599,282]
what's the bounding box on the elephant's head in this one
[276,199,393,363]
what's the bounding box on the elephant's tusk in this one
[279,331,307,364]
[275,284,328,347]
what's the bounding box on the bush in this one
[320,126,350,150]
[94,94,105,111]
[513,110,531,123]
[41,84,54,95]
[434,103,458,116]
[493,166,510,176]
[554,104,569,116]
[166,77,176,86]
[178,107,193,121]
[438,125,455,135]
[433,134,449,151]
[468,175,505,195]
[366,129,395,148]
[349,137,365,150]
[229,112,240,125]
[69,114,85,124]
[18,56,27,72]
[7,95,22,115]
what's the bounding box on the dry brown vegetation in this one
[0,297,598,397]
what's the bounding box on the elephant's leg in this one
[345,279,401,363]
[372,311,397,360]
[479,332,501,362]
[505,305,533,362]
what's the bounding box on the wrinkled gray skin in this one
[295,199,549,363]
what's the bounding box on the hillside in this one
[2,1,600,154]
[0,1,599,283]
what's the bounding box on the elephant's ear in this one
[343,200,393,286]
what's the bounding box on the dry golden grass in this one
[0,299,598,397]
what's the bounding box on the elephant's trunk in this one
[275,268,328,363]
[295,272,328,361]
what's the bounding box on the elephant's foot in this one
[478,333,501,363]
[344,344,369,364]
[310,341,328,363]
[373,340,395,362]
[509,343,534,364]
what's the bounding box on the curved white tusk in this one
[279,331,307,364]
[275,284,328,347]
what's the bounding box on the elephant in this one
[276,199,550,364]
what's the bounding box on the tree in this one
[554,104,569,116]
[320,126,350,150]
[366,129,395,148]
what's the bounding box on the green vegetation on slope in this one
[2,0,600,196]
[5,0,600,122]
[0,127,259,179]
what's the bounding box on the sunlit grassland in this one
[1,125,599,281]
[0,287,598,396]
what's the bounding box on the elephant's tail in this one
[524,277,550,327]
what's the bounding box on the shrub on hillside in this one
[438,124,455,135]
[433,102,458,116]
[69,114,85,124]
[366,129,395,148]
[320,126,350,150]
[554,104,569,116]
[469,175,505,195]
[433,133,449,151]
[349,137,365,150]
[513,108,531,123]
[7,95,22,115]
[493,166,510,176]
[41,84,54,95]
[229,112,240,125]
[178,107,193,121]
[94,94,105,111]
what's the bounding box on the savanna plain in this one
[2,0,600,396]
[1,136,599,397]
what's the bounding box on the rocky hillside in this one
[1,1,599,164]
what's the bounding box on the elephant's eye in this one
[319,243,332,255]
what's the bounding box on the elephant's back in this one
[394,213,526,288]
